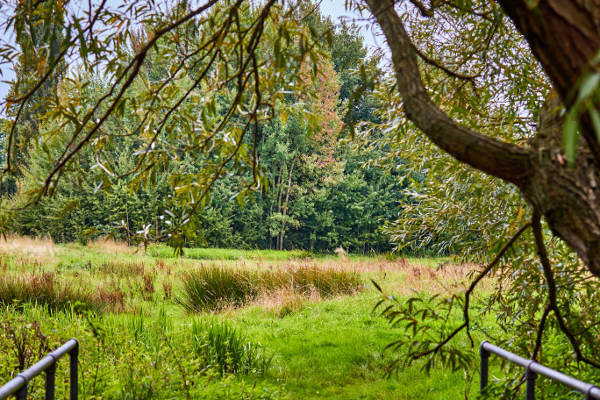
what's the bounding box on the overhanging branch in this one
[531,212,600,369]
[365,0,532,186]
[412,221,531,359]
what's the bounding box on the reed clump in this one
[191,319,271,375]
[0,272,124,312]
[178,264,362,312]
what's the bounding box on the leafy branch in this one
[373,221,531,372]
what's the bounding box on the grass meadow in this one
[0,236,485,399]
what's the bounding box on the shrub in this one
[178,265,362,312]
[281,265,361,297]
[141,273,155,301]
[162,279,173,300]
[191,320,271,376]
[95,284,126,312]
[0,314,51,372]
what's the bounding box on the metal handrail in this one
[0,338,78,400]
[481,340,600,399]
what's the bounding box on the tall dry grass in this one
[253,287,315,317]
[0,272,96,311]
[178,264,362,312]
[278,258,485,296]
[0,235,55,262]
[87,237,133,254]
[0,271,129,312]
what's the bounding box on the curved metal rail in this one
[481,340,600,399]
[0,338,78,400]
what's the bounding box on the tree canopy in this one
[4,0,600,392]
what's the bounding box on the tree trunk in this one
[522,95,600,276]
[365,0,600,277]
[498,0,600,164]
[278,157,295,251]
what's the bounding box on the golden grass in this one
[0,235,56,262]
[372,261,488,296]
[257,258,487,296]
[87,237,133,254]
[252,287,319,317]
[237,257,423,274]
[0,238,486,315]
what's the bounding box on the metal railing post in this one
[69,340,78,400]
[45,362,56,400]
[480,341,490,393]
[526,363,537,400]
[15,382,26,400]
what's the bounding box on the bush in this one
[282,265,361,297]
[191,320,271,376]
[178,265,362,312]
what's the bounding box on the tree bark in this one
[523,95,600,276]
[365,0,600,277]
[498,0,600,164]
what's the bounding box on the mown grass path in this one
[230,292,474,399]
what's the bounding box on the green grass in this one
[191,319,272,376]
[148,244,314,261]
[0,239,473,399]
[232,293,475,399]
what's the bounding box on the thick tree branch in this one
[408,0,434,17]
[365,0,532,186]
[498,0,600,166]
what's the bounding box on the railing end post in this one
[480,341,490,393]
[69,339,79,400]
[15,383,27,400]
[45,362,56,400]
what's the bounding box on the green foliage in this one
[352,1,600,391]
[373,287,475,373]
[191,319,271,376]
[5,9,400,255]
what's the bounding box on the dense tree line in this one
[5,7,405,254]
